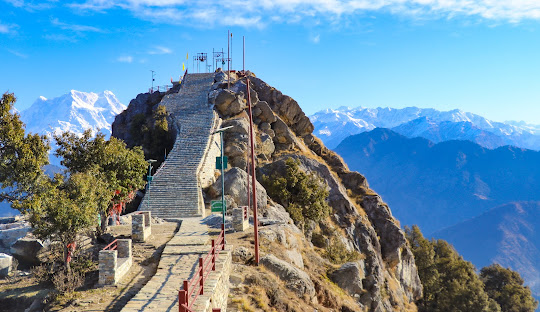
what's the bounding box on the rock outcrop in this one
[208,167,268,209]
[260,254,317,304]
[206,71,422,311]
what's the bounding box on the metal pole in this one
[146,163,152,210]
[246,145,250,209]
[231,32,233,71]
[220,131,226,237]
[227,30,230,89]
[151,70,155,92]
[243,36,245,72]
[246,78,259,265]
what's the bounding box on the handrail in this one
[103,239,118,251]
[178,224,225,312]
[149,85,173,93]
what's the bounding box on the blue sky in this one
[2,0,540,123]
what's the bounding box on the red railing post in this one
[199,258,204,295]
[211,240,216,270]
[178,289,187,312]
[221,224,225,249]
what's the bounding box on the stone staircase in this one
[139,73,218,219]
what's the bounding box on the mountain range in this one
[310,106,540,150]
[333,128,540,303]
[20,90,125,139]
[334,128,540,234]
[435,201,540,299]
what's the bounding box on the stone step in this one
[139,72,217,219]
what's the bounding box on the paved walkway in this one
[121,218,210,312]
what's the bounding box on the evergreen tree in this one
[0,92,49,203]
[28,171,109,270]
[406,225,499,312]
[54,130,147,231]
[480,264,538,312]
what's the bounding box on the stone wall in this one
[192,246,232,312]
[232,207,249,232]
[132,212,152,242]
[198,112,222,190]
[99,239,132,285]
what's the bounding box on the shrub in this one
[262,158,330,228]
[325,236,362,264]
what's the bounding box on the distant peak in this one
[39,96,47,101]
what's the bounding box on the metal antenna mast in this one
[150,70,155,91]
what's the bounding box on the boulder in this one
[209,167,267,208]
[222,117,250,167]
[10,237,46,266]
[0,253,12,277]
[223,117,249,137]
[0,223,31,250]
[262,203,293,224]
[254,101,276,123]
[232,246,253,263]
[257,133,275,159]
[260,254,317,303]
[272,118,294,145]
[213,89,247,117]
[285,249,304,269]
[329,261,366,297]
[249,77,313,137]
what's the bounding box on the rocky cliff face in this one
[209,70,422,311]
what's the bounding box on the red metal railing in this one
[243,205,248,220]
[103,239,118,251]
[178,224,225,312]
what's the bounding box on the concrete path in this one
[121,218,210,312]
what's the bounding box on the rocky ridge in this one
[208,71,422,311]
[112,70,422,311]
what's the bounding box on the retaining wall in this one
[192,246,232,312]
[99,239,132,285]
[132,211,152,242]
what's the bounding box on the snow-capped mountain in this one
[19,90,126,166]
[310,106,540,150]
[20,90,126,139]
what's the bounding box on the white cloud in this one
[148,46,172,55]
[43,33,78,42]
[0,24,9,34]
[68,0,540,24]
[311,34,321,43]
[0,21,17,34]
[4,0,57,10]
[51,18,103,33]
[7,49,28,58]
[117,55,134,63]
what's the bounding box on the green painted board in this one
[216,156,228,170]
[211,200,226,212]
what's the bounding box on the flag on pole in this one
[182,63,185,71]
[186,52,188,60]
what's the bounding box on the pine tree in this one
[406,225,500,312]
[481,264,538,312]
